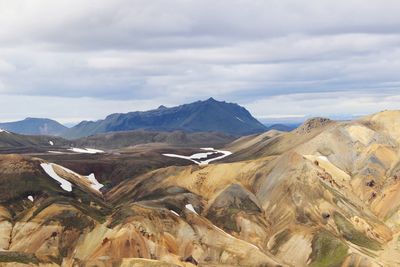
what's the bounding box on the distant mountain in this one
[0,118,68,136]
[63,98,267,139]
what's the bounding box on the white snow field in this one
[163,147,232,165]
[68,147,104,154]
[56,164,104,192]
[85,173,104,191]
[40,163,104,192]
[169,210,180,217]
[185,204,198,214]
[40,163,73,192]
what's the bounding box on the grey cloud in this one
[1,1,400,50]
[0,0,400,122]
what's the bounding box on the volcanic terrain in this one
[1,111,400,266]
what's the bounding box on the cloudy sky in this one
[1,0,400,124]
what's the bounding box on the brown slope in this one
[4,111,400,266]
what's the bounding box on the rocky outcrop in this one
[295,117,332,134]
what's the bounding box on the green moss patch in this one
[333,212,381,250]
[0,251,39,264]
[309,230,348,267]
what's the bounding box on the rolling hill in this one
[0,128,235,154]
[0,130,68,151]
[73,130,235,150]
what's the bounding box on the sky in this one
[1,0,400,124]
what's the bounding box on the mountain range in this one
[0,98,286,139]
[1,110,400,266]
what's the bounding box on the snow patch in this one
[40,163,72,192]
[163,148,232,166]
[86,173,104,191]
[68,147,104,154]
[56,165,104,192]
[185,204,198,214]
[170,210,180,217]
[40,162,104,193]
[190,152,215,159]
[236,116,244,122]
[201,147,215,151]
[49,141,54,146]
[48,151,64,154]
[0,129,10,134]
[27,195,34,202]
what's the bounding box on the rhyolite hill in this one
[0,111,400,265]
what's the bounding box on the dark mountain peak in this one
[64,99,267,139]
[203,97,228,105]
[157,105,167,110]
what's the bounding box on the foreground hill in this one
[0,152,282,266]
[0,118,68,136]
[106,110,400,266]
[3,110,400,266]
[63,98,267,139]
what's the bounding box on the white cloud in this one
[0,95,167,123]
[248,91,400,120]
[0,0,400,122]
